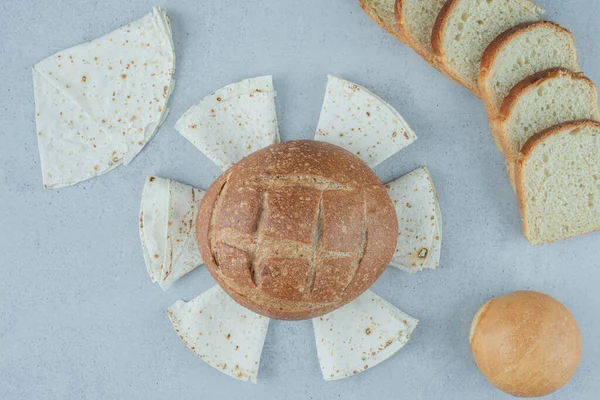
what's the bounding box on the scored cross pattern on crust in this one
[209,176,369,299]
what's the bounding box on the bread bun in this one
[196,140,398,320]
[470,291,581,397]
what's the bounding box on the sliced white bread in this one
[359,0,407,43]
[432,0,542,94]
[394,0,447,63]
[497,68,599,186]
[516,120,600,244]
[480,21,578,119]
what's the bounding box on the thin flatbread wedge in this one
[313,289,418,381]
[175,76,279,170]
[423,190,442,271]
[33,7,175,188]
[168,286,270,383]
[139,176,169,282]
[33,69,125,188]
[139,176,205,290]
[386,166,442,272]
[160,180,206,290]
[315,75,416,167]
[198,76,275,110]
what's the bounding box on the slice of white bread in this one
[361,0,459,84]
[432,0,542,94]
[395,0,447,63]
[359,0,407,43]
[480,21,578,118]
[516,120,600,244]
[497,69,599,185]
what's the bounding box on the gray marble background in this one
[1,0,598,398]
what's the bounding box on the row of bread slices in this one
[361,0,600,245]
[140,75,442,382]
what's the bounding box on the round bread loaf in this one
[470,291,581,397]
[196,140,398,320]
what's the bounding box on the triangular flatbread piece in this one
[175,76,279,170]
[33,7,175,188]
[386,166,442,272]
[168,286,270,383]
[139,176,205,290]
[314,75,416,167]
[140,176,169,282]
[313,290,418,381]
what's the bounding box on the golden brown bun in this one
[470,291,581,397]
[196,141,398,320]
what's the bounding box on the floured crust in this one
[515,120,600,244]
[197,141,398,320]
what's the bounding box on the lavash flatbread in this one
[33,7,175,188]
[139,176,205,290]
[314,75,417,167]
[140,176,170,282]
[313,290,418,381]
[175,76,279,170]
[386,166,442,272]
[168,285,270,383]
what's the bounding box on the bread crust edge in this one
[479,20,576,116]
[515,120,600,244]
[359,0,408,44]
[497,68,594,160]
[431,0,480,95]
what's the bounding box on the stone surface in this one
[0,0,598,398]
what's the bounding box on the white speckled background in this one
[1,0,598,398]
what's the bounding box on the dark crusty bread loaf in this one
[196,140,398,320]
